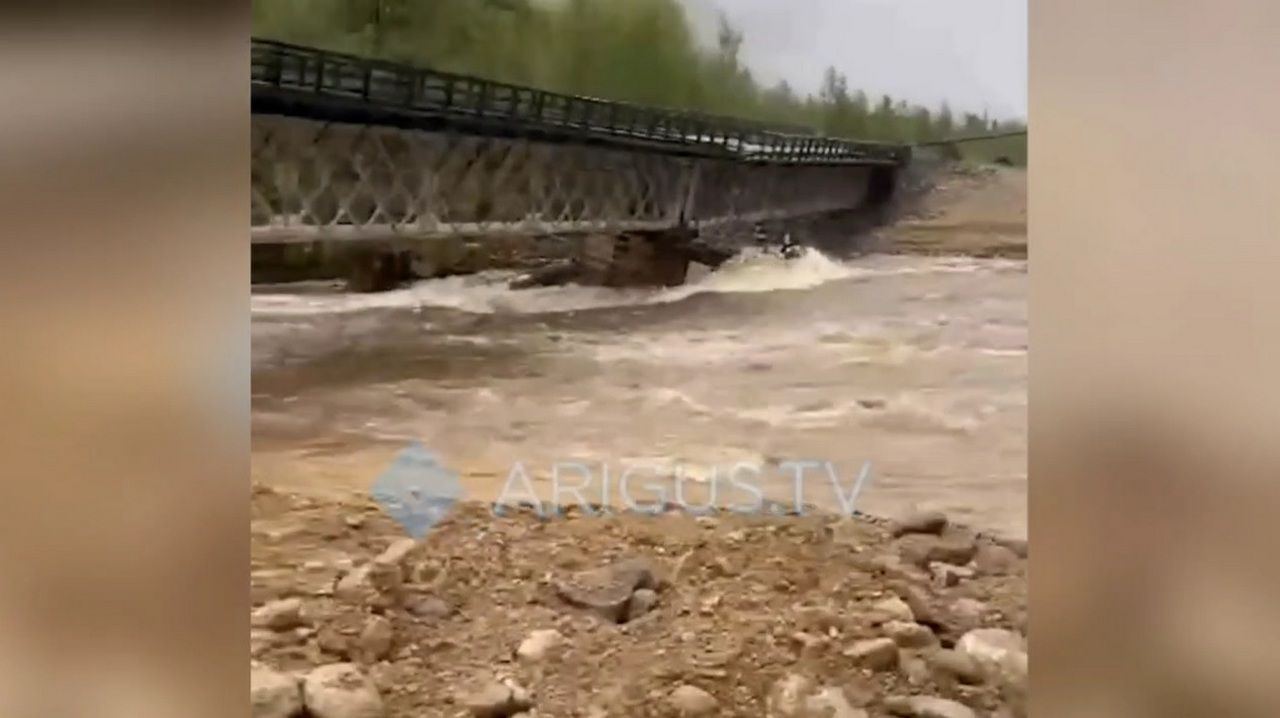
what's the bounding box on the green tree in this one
[252,0,1024,163]
[910,106,935,142]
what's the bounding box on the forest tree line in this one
[253,0,1026,164]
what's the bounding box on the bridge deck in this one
[251,38,908,167]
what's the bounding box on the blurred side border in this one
[0,7,248,718]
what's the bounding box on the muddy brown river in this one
[251,246,1026,539]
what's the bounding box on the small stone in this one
[252,598,305,631]
[929,649,984,685]
[335,541,411,607]
[796,606,845,634]
[843,638,898,671]
[459,685,507,718]
[868,555,931,584]
[627,588,659,620]
[836,676,876,708]
[316,624,351,658]
[459,680,533,718]
[302,663,383,718]
[804,686,869,718]
[901,535,977,568]
[767,673,814,717]
[936,533,979,565]
[871,596,915,623]
[897,539,931,568]
[344,514,365,529]
[507,683,533,709]
[883,621,937,649]
[951,598,988,624]
[891,583,941,627]
[928,562,974,587]
[897,653,931,685]
[250,663,302,718]
[608,556,661,590]
[335,565,375,603]
[555,557,659,623]
[973,543,1020,576]
[407,596,452,619]
[250,629,280,656]
[374,537,418,568]
[790,631,827,657]
[883,695,977,718]
[356,615,393,662]
[516,629,565,663]
[892,511,948,537]
[365,561,405,602]
[957,627,1025,655]
[957,628,1028,689]
[995,536,1028,558]
[668,684,718,715]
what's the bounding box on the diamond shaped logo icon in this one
[370,442,463,538]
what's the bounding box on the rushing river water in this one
[251,249,1027,539]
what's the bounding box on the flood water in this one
[251,249,1027,539]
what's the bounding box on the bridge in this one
[250,38,1016,289]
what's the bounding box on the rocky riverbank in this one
[250,485,1027,718]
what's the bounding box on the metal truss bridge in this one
[250,38,915,246]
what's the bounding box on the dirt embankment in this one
[882,165,1027,259]
[251,486,1028,717]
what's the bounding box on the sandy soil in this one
[884,166,1027,259]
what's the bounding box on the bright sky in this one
[682,0,1027,120]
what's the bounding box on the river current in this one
[251,248,1026,539]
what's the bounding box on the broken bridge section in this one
[249,38,910,288]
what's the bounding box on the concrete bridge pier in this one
[579,230,694,288]
[343,245,415,293]
[333,231,697,293]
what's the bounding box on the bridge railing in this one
[913,129,1028,147]
[251,38,908,166]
